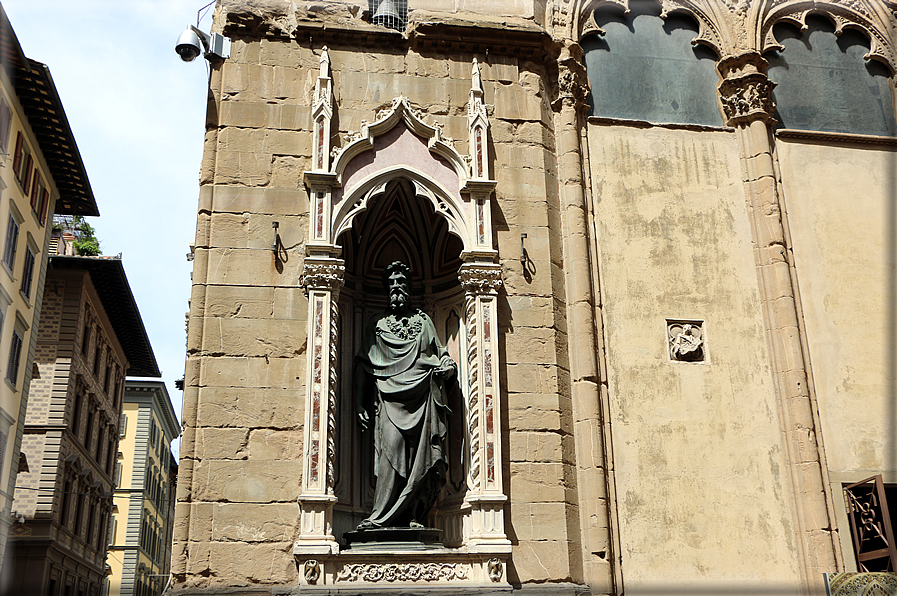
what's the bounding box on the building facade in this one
[8,257,159,596]
[108,381,179,596]
[0,5,99,580]
[172,1,897,594]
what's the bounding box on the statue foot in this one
[409,520,424,529]
[356,519,377,530]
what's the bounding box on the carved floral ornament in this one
[300,261,345,291]
[459,265,503,294]
[336,562,469,582]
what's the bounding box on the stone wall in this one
[175,0,584,588]
[587,122,804,587]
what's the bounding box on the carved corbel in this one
[717,52,777,127]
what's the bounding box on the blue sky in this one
[6,0,217,451]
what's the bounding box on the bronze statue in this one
[354,261,456,529]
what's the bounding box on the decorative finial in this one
[320,46,330,78]
[471,57,482,92]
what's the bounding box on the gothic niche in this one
[332,178,468,545]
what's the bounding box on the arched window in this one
[765,16,896,136]
[583,1,720,125]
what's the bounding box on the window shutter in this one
[3,215,19,270]
[108,518,116,546]
[114,462,122,487]
[30,174,40,210]
[39,190,49,226]
[11,132,22,174]
[22,154,33,191]
[845,475,897,572]
[20,248,35,299]
[0,97,10,155]
[0,428,7,473]
[6,330,22,385]
[119,413,127,437]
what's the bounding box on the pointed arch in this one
[755,0,896,73]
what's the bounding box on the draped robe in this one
[356,309,453,527]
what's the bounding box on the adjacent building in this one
[8,256,159,596]
[108,380,179,596]
[0,4,99,579]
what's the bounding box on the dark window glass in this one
[5,328,22,385]
[3,214,19,271]
[20,247,35,300]
[583,1,720,125]
[766,17,897,136]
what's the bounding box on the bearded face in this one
[387,272,410,311]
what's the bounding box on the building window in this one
[11,131,22,174]
[30,173,42,212]
[3,213,20,273]
[766,16,897,137]
[20,246,35,300]
[845,475,897,571]
[582,2,720,125]
[81,318,91,355]
[38,189,49,226]
[19,151,33,192]
[5,326,23,387]
[71,390,83,438]
[0,97,10,157]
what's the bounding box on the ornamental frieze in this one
[336,562,470,583]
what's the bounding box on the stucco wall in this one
[587,123,803,588]
[778,139,897,480]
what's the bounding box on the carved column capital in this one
[459,264,502,295]
[717,52,777,127]
[554,43,589,112]
[300,260,345,292]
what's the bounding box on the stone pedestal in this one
[344,527,444,551]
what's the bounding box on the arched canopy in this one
[329,96,477,253]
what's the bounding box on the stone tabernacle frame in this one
[293,51,511,588]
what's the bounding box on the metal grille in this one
[369,0,407,31]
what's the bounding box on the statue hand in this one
[435,355,456,379]
[357,407,370,431]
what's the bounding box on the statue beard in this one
[389,288,409,311]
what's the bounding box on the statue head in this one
[382,261,412,311]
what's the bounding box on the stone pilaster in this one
[717,51,843,593]
[553,41,616,595]
[295,258,344,556]
[458,263,511,555]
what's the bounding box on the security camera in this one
[175,28,204,62]
[175,25,230,62]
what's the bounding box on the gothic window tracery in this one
[765,15,897,136]
[582,1,720,125]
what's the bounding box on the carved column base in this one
[295,494,339,555]
[466,495,512,553]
